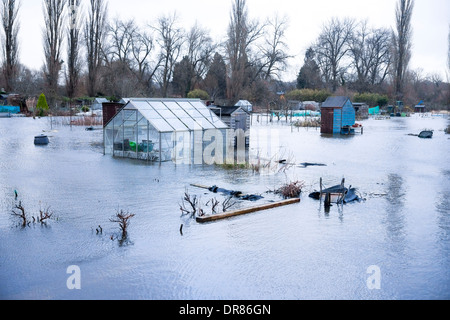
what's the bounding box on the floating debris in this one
[418,130,433,139]
[309,178,361,204]
[34,134,49,145]
[299,162,327,168]
[191,184,264,201]
[408,130,434,139]
[196,198,301,223]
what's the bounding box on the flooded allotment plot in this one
[0,114,449,300]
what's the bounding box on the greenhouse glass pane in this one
[163,101,184,113]
[139,108,160,120]
[130,101,153,112]
[167,117,189,131]
[180,118,203,130]
[156,108,177,119]
[149,101,169,110]
[150,117,174,132]
[177,101,196,111]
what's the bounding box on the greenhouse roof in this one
[121,98,228,133]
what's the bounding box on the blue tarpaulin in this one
[368,106,380,115]
[0,106,20,114]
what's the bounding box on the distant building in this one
[320,96,355,134]
[414,104,427,113]
[92,98,109,110]
[235,100,253,112]
[209,105,250,146]
[302,101,320,111]
[353,102,369,120]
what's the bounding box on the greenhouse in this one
[103,98,230,164]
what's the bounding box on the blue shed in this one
[320,96,355,134]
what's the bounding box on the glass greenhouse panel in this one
[104,99,231,163]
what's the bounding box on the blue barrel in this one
[34,135,49,145]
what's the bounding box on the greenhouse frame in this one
[103,98,232,164]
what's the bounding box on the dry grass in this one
[293,118,321,128]
[49,115,103,127]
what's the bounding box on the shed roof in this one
[94,98,109,104]
[209,106,243,116]
[322,96,352,108]
[235,100,252,107]
[120,98,228,133]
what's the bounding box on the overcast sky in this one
[17,0,450,82]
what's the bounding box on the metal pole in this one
[159,132,162,165]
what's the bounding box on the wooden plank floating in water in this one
[196,198,300,223]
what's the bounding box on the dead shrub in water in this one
[12,201,27,227]
[11,200,55,227]
[180,192,200,218]
[110,210,135,240]
[38,206,54,224]
[274,181,304,199]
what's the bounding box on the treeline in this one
[0,0,448,110]
[296,10,449,109]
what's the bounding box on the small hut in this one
[353,102,369,120]
[235,100,253,112]
[414,104,427,113]
[320,96,355,134]
[209,105,250,146]
[209,105,250,133]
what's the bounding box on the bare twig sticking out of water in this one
[180,192,238,219]
[110,210,135,240]
[39,207,53,224]
[180,192,199,218]
[222,196,236,213]
[206,198,220,214]
[12,201,27,227]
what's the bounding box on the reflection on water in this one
[384,174,406,246]
[0,115,449,300]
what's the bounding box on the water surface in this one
[0,115,449,300]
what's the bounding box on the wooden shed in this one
[320,96,356,134]
[209,105,250,145]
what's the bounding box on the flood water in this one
[0,114,449,300]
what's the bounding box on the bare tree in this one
[152,12,185,97]
[131,28,161,95]
[1,0,20,92]
[258,14,292,80]
[42,0,66,101]
[108,18,136,64]
[447,24,450,80]
[349,21,392,92]
[185,23,216,90]
[314,17,355,92]
[65,0,81,98]
[392,0,414,101]
[226,0,264,102]
[84,0,107,97]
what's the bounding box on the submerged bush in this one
[36,93,49,117]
